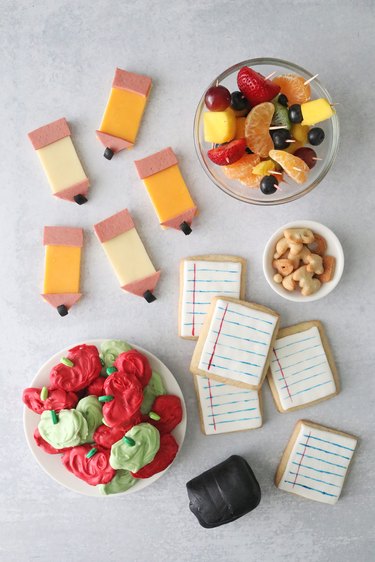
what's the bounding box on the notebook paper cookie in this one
[268,321,339,413]
[179,255,246,340]
[275,420,358,505]
[134,147,198,235]
[42,226,83,316]
[28,118,89,204]
[94,209,160,303]
[96,68,152,159]
[194,376,262,435]
[190,297,280,390]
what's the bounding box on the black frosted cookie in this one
[186,455,261,528]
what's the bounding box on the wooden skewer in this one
[265,71,276,80]
[293,167,305,172]
[269,170,283,175]
[304,73,319,86]
[312,157,323,161]
[269,125,289,130]
[330,102,340,107]
[285,139,296,143]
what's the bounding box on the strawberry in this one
[207,139,246,166]
[237,67,280,106]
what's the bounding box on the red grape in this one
[204,85,231,111]
[293,147,318,169]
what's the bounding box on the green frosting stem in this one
[99,470,137,495]
[100,340,132,370]
[76,396,103,442]
[38,409,88,449]
[110,423,160,472]
[140,371,166,415]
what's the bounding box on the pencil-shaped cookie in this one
[134,147,198,235]
[28,118,89,205]
[190,297,280,390]
[42,227,83,316]
[96,68,152,160]
[94,209,160,303]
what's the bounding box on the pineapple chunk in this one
[301,98,334,126]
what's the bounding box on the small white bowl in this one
[263,220,344,302]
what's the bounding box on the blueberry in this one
[230,91,250,112]
[278,94,288,107]
[260,175,278,195]
[288,104,303,124]
[308,127,325,146]
[271,128,291,149]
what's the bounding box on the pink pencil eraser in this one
[134,147,178,180]
[94,209,135,243]
[112,68,152,97]
[28,118,71,150]
[43,226,83,247]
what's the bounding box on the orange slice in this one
[244,102,274,158]
[272,74,311,105]
[223,153,261,188]
[269,150,309,184]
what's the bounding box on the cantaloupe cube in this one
[204,108,236,143]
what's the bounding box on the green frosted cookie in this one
[76,396,103,442]
[99,470,137,495]
[141,371,166,414]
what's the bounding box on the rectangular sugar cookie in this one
[97,68,152,157]
[194,375,262,435]
[94,209,160,302]
[268,321,339,413]
[42,226,83,315]
[275,420,358,505]
[190,297,280,390]
[28,118,89,203]
[179,255,246,340]
[134,147,198,233]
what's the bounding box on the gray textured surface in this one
[1,0,374,560]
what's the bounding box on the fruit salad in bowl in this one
[194,58,339,205]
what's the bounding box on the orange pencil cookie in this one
[135,147,198,235]
[97,68,152,159]
[42,227,83,316]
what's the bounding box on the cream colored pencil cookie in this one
[190,297,280,390]
[179,255,246,340]
[275,420,358,505]
[194,375,262,435]
[267,321,339,413]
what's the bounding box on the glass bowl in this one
[193,57,340,206]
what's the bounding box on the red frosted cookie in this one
[102,372,143,427]
[148,395,183,434]
[62,445,115,486]
[23,387,78,414]
[33,428,71,455]
[114,349,152,387]
[132,434,179,479]
[87,376,106,397]
[50,344,102,392]
[93,413,142,449]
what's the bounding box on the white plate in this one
[23,340,187,497]
[263,220,344,302]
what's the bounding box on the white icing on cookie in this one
[180,260,242,338]
[278,422,357,505]
[270,326,336,411]
[197,298,278,387]
[195,376,261,435]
